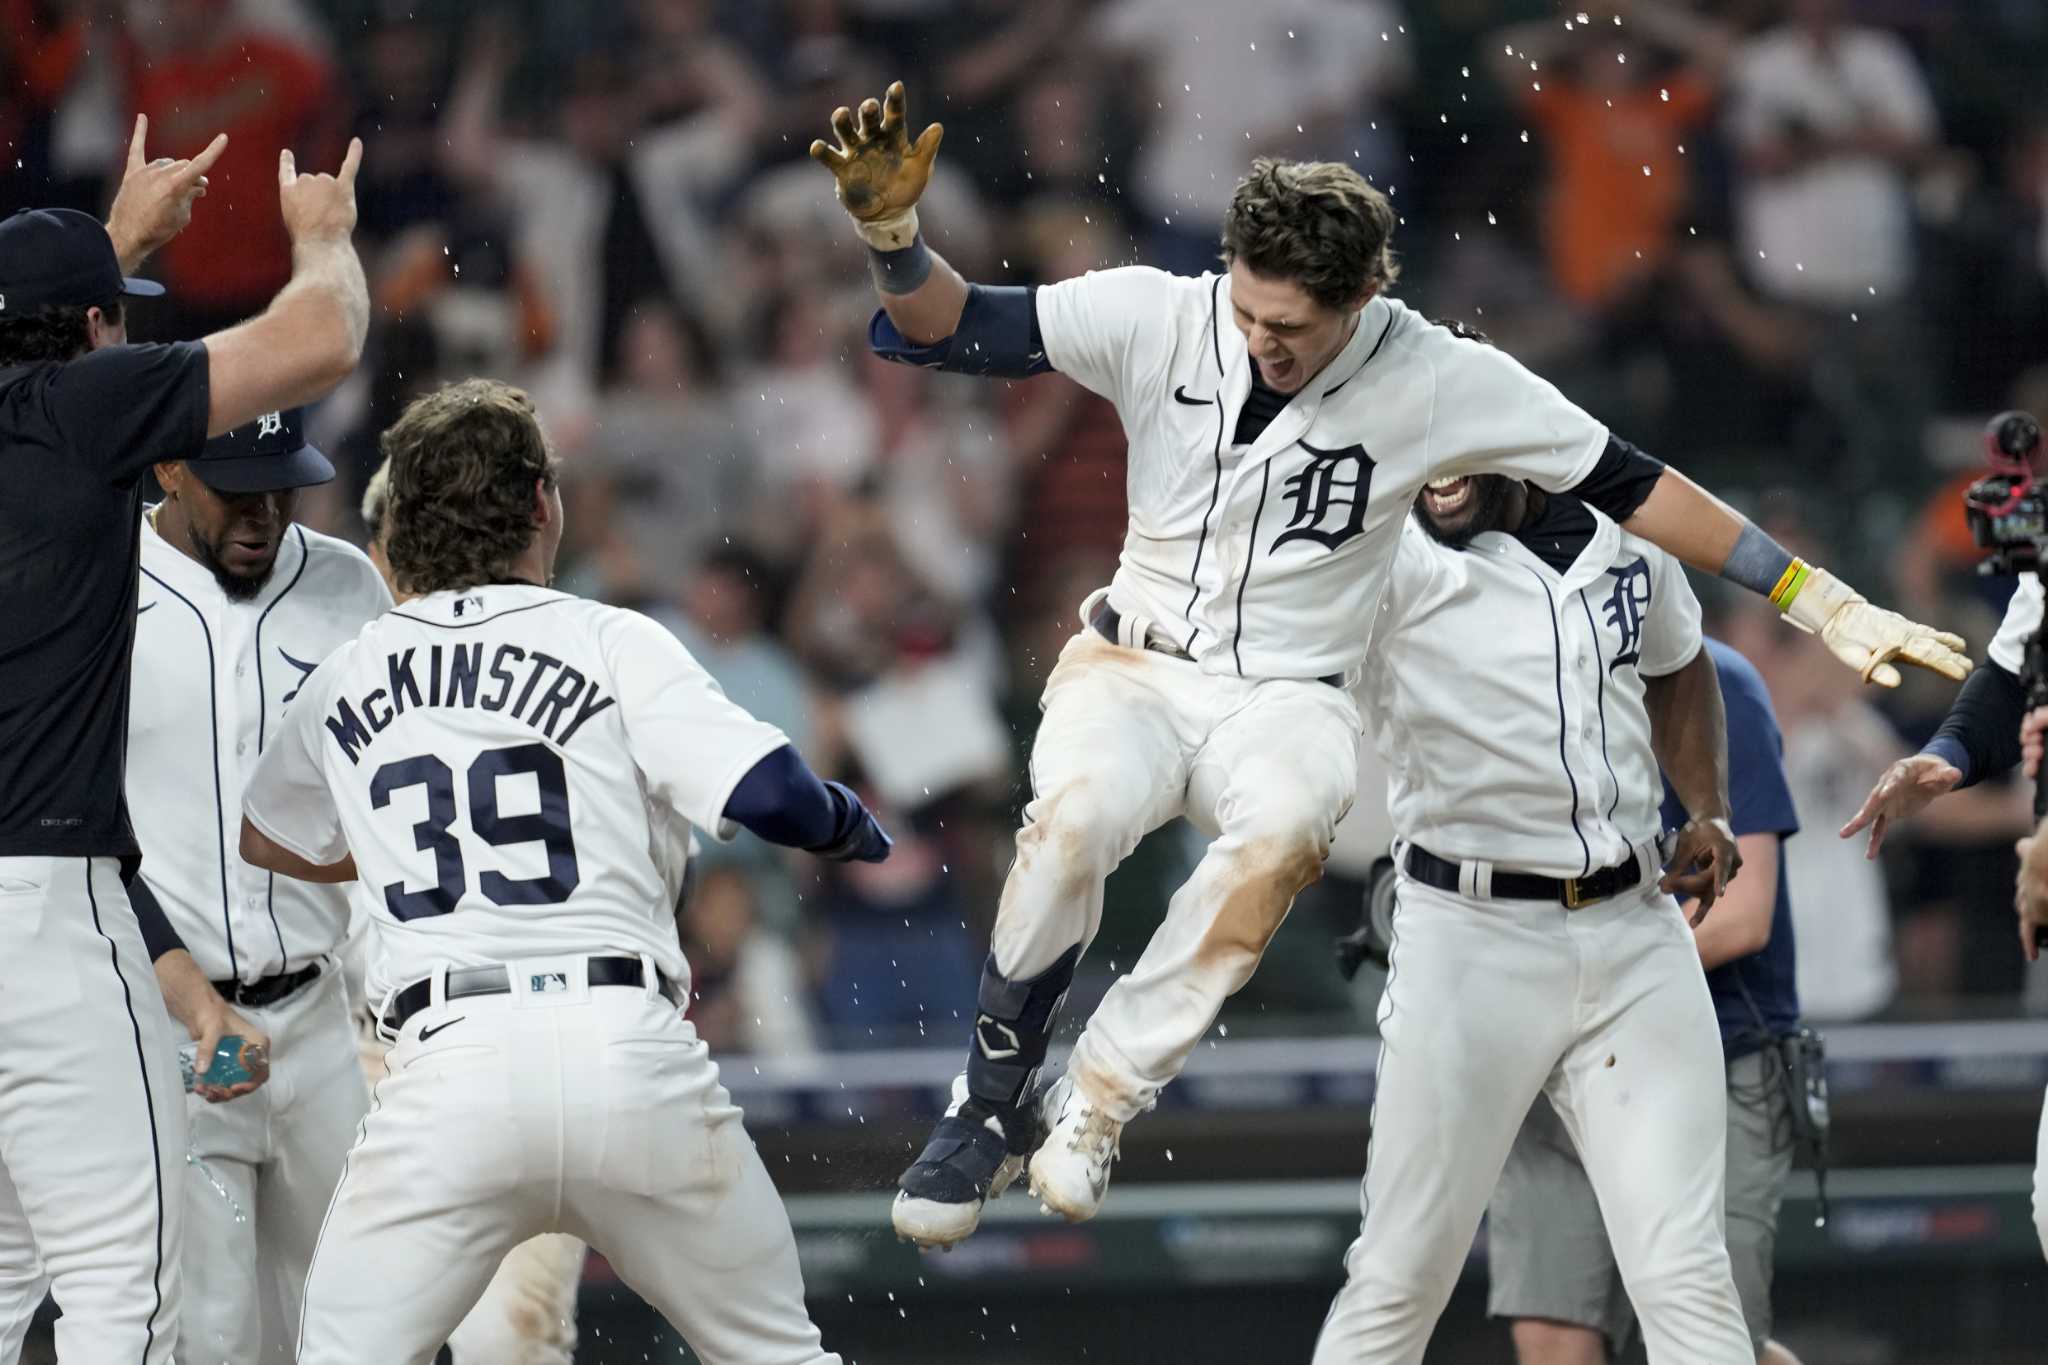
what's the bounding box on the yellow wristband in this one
[1770,560,1812,611]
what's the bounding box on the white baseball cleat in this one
[1027,1072,1123,1223]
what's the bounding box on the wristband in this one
[868,234,933,295]
[851,205,919,252]
[1768,558,1813,612]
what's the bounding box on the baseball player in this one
[132,407,391,1363]
[0,120,367,1361]
[352,456,588,1365]
[1315,461,1752,1362]
[1486,637,1806,1365]
[805,81,1968,1248]
[239,379,877,1365]
[1848,569,2048,1259]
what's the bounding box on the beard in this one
[1416,476,1518,550]
[189,527,273,602]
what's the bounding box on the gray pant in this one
[1487,1049,1792,1358]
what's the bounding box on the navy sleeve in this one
[1568,435,1666,523]
[1922,660,2027,789]
[125,872,187,962]
[867,284,1051,378]
[43,341,210,485]
[721,744,855,851]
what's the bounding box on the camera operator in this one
[1841,410,2048,1261]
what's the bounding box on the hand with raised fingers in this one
[1839,753,1962,858]
[808,80,943,249]
[278,137,364,247]
[105,114,229,273]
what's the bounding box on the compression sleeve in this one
[867,284,1051,377]
[1922,660,2027,789]
[1569,435,1666,523]
[126,872,188,962]
[721,745,859,850]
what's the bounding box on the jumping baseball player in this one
[0,120,366,1361]
[1487,636,1806,1365]
[1315,463,1752,1363]
[351,456,587,1365]
[132,407,390,1362]
[240,379,878,1365]
[805,81,1968,1249]
[1848,570,2048,1260]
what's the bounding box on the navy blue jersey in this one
[1659,638,1801,1058]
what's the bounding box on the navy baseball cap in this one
[0,208,166,314]
[190,408,336,494]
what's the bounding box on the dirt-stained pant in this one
[1313,876,1754,1365]
[994,627,1361,1123]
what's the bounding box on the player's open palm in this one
[1839,753,1962,859]
[809,81,942,241]
[277,138,363,246]
[2021,705,2048,780]
[1660,816,1739,924]
[105,115,228,267]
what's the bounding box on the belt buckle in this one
[1562,877,1593,910]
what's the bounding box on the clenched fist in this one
[808,80,943,249]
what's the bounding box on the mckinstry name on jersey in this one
[321,636,619,764]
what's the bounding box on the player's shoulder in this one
[288,525,392,606]
[1049,263,1213,318]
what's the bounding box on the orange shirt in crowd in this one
[1524,75,1714,311]
[126,34,336,312]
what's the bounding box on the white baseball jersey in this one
[1360,512,1704,877]
[132,515,392,983]
[1988,573,2043,675]
[1035,271,1610,680]
[241,584,787,1004]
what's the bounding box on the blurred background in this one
[8,0,2048,1359]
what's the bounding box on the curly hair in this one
[0,298,122,368]
[1220,159,1399,310]
[380,379,559,596]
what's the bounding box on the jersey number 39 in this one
[369,742,580,920]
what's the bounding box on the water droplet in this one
[1487,211,1497,224]
[1166,1148,1176,1162]
[1660,88,1670,102]
[1520,129,1530,143]
[1249,41,1257,50]
[1616,51,1627,63]
[1574,9,1590,20]
[1641,165,1651,176]
[1461,66,1470,78]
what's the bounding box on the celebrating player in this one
[807,80,1969,1249]
[0,120,366,1361]
[240,379,875,1365]
[1486,635,1807,1365]
[1315,462,1751,1361]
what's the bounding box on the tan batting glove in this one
[807,80,944,251]
[1778,564,1971,687]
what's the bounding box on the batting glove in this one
[1776,564,1971,687]
[807,80,944,251]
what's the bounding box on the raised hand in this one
[808,80,943,247]
[278,137,364,247]
[105,115,229,273]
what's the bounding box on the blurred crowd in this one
[7,0,2048,1050]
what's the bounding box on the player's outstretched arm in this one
[1622,468,1971,687]
[201,140,370,437]
[809,80,968,345]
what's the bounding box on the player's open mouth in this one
[1422,477,1474,517]
[1264,356,1297,387]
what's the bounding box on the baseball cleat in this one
[1027,1072,1123,1223]
[892,1073,1042,1250]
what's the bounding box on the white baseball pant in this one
[177,964,366,1365]
[357,1024,583,1365]
[1313,875,1754,1365]
[300,955,835,1365]
[0,857,186,1365]
[997,629,1360,1122]
[2034,1084,2048,1262]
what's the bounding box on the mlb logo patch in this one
[530,972,569,993]
[453,594,485,618]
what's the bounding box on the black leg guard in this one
[966,944,1081,1142]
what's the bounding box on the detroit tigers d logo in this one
[1273,441,1374,553]
[1603,557,1652,670]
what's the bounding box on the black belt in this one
[212,962,321,1010]
[384,956,673,1032]
[1403,845,1643,909]
[1087,600,1346,689]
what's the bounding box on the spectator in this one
[677,866,819,1057]
[124,0,342,334]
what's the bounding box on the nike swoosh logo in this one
[1172,385,1214,406]
[418,1017,464,1042]
[137,602,157,615]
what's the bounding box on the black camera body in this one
[1964,411,2047,574]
